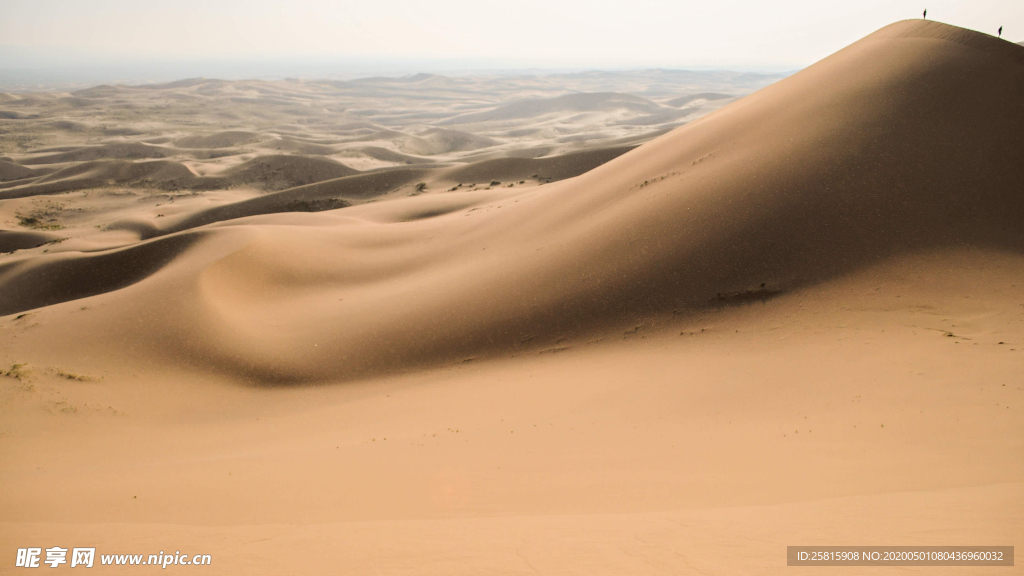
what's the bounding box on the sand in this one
[0,19,1022,575]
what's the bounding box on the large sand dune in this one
[3,20,1020,382]
[0,20,1021,575]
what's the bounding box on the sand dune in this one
[262,137,337,156]
[0,159,42,182]
[146,167,432,239]
[1,246,1021,573]
[4,19,1018,383]
[0,229,62,253]
[0,20,1021,575]
[0,232,203,316]
[335,145,435,165]
[665,91,733,107]
[219,154,359,190]
[172,130,261,149]
[18,142,178,165]
[394,128,497,156]
[0,160,200,198]
[440,145,636,184]
[439,92,664,125]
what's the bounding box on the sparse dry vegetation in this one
[3,363,32,381]
[16,201,66,230]
[53,369,93,381]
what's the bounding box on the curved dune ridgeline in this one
[0,231,207,316]
[0,20,1021,385]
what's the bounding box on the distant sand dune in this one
[0,159,199,198]
[18,142,177,165]
[395,128,498,156]
[0,155,363,199]
[336,146,435,165]
[263,137,337,156]
[665,92,733,107]
[220,154,359,190]
[439,92,664,125]
[441,145,636,183]
[173,130,262,149]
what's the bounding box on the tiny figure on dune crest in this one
[923,8,927,19]
[998,26,1002,38]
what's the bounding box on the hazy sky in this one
[1,0,1021,68]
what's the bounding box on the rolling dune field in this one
[1,19,1022,575]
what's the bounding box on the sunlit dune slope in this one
[1,20,1021,384]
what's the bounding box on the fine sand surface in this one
[1,20,1022,574]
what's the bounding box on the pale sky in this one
[1,0,1021,69]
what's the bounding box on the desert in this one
[1,16,1022,575]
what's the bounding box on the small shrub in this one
[3,363,31,381]
[55,369,91,381]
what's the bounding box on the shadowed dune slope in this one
[0,232,205,316]
[441,145,637,183]
[337,146,434,165]
[173,131,261,148]
[101,148,636,240]
[220,155,360,190]
[396,128,498,156]
[0,160,41,182]
[0,160,201,198]
[18,142,177,165]
[264,137,337,155]
[148,167,431,237]
[1,20,1021,385]
[0,229,63,254]
[0,155,362,199]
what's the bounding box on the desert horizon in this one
[1,7,1023,575]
